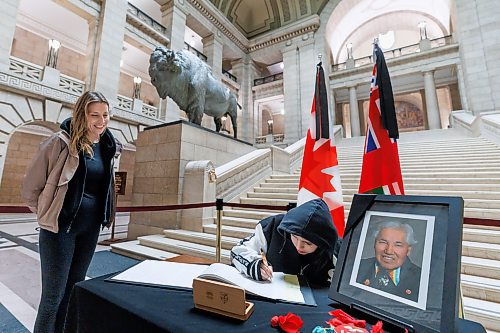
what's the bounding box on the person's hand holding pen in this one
[260,249,273,281]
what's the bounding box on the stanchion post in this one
[215,198,224,263]
[110,193,118,239]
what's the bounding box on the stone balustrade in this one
[215,149,273,201]
[332,35,455,72]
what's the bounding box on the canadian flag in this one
[297,62,345,237]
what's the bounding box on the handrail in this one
[184,42,207,62]
[127,2,167,35]
[222,69,237,83]
[253,72,283,86]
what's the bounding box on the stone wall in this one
[0,131,47,204]
[118,71,160,106]
[11,27,87,81]
[128,120,255,239]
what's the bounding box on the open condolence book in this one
[108,260,315,306]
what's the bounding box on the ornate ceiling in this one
[208,0,329,38]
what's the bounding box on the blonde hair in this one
[69,91,109,157]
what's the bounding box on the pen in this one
[260,248,272,281]
[260,248,268,266]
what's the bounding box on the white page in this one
[110,261,304,304]
[199,263,305,303]
[110,260,207,288]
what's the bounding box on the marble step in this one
[343,177,500,184]
[218,216,259,229]
[163,229,241,250]
[343,171,500,178]
[203,224,254,239]
[253,187,300,193]
[138,234,232,264]
[246,192,297,200]
[463,199,500,209]
[462,241,500,260]
[249,189,500,201]
[462,256,500,280]
[462,274,500,304]
[337,153,500,162]
[347,189,500,200]
[110,239,178,261]
[464,208,500,219]
[265,179,300,184]
[240,197,297,206]
[223,208,282,220]
[344,183,500,192]
[463,227,500,244]
[338,147,500,155]
[463,297,500,331]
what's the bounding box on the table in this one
[64,274,486,333]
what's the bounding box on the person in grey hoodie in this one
[231,198,341,286]
[21,91,119,333]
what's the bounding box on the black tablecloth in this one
[65,274,486,333]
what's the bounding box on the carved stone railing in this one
[222,69,237,83]
[215,149,272,201]
[273,134,284,143]
[142,103,158,118]
[59,74,85,94]
[9,56,86,95]
[255,134,285,145]
[255,136,267,144]
[9,56,42,81]
[127,2,167,35]
[184,42,207,62]
[254,72,283,86]
[117,94,159,118]
[117,94,133,110]
[332,35,454,72]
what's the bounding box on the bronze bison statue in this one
[149,46,238,138]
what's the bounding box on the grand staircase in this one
[112,134,500,331]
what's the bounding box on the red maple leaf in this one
[299,132,338,197]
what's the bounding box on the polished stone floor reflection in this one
[0,213,135,333]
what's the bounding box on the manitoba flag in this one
[358,43,404,195]
[298,62,345,237]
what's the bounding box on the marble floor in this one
[0,212,137,333]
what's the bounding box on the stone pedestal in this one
[41,66,61,86]
[346,58,355,69]
[127,120,255,239]
[132,98,143,113]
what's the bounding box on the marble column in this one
[455,0,499,114]
[0,0,19,71]
[231,56,259,142]
[202,33,223,80]
[282,35,317,144]
[455,63,469,111]
[349,86,361,137]
[160,0,187,121]
[330,89,337,126]
[423,71,441,130]
[282,44,301,144]
[86,0,127,105]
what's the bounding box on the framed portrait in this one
[329,194,464,333]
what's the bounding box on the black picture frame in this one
[329,194,464,333]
